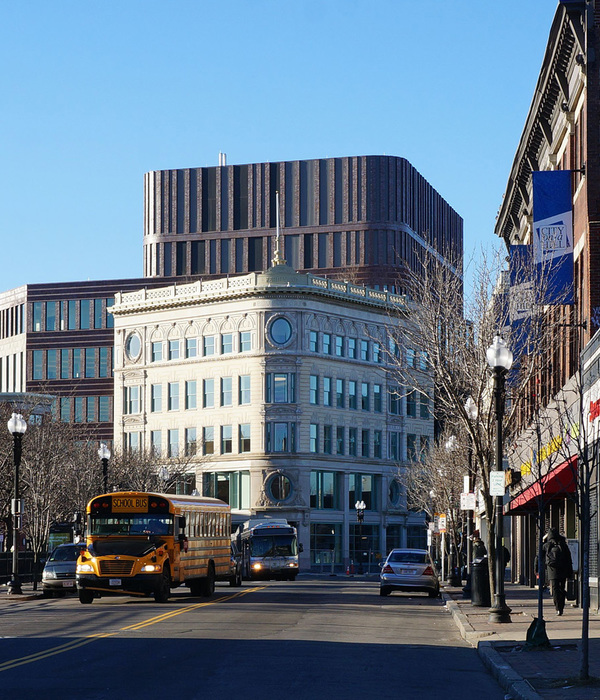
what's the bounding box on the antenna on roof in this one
[271,190,286,266]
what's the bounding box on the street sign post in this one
[489,471,506,497]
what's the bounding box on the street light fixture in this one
[444,435,461,586]
[486,335,513,624]
[98,443,111,493]
[7,412,27,595]
[355,500,366,575]
[463,396,478,598]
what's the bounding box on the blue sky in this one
[0,1,556,292]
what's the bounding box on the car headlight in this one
[287,562,298,567]
[252,563,262,571]
[76,563,94,573]
[42,569,56,580]
[141,564,159,572]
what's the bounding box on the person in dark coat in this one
[542,527,574,615]
[472,532,487,559]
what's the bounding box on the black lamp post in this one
[486,336,512,624]
[463,396,478,598]
[355,500,366,574]
[7,412,27,595]
[98,443,111,493]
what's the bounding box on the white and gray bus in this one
[236,519,300,581]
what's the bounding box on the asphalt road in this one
[0,577,504,700]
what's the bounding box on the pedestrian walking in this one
[472,532,487,559]
[542,527,573,616]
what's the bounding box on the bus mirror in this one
[298,543,304,553]
[179,516,186,530]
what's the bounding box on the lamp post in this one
[355,500,366,575]
[463,396,478,598]
[444,435,461,586]
[98,443,111,493]
[7,412,27,595]
[486,335,512,624]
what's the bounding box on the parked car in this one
[379,548,440,598]
[42,543,86,597]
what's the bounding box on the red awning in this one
[505,455,577,515]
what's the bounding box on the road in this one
[0,577,504,700]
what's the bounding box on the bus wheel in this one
[154,568,170,603]
[200,563,215,597]
[79,590,94,604]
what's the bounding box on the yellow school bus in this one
[76,491,230,604]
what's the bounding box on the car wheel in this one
[428,588,440,598]
[42,589,53,599]
[380,587,391,597]
[154,567,171,603]
[79,590,94,604]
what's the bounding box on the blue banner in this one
[532,170,574,305]
[509,245,534,367]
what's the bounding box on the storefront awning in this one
[504,455,577,515]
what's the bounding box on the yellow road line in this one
[0,586,265,672]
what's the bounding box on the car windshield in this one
[90,516,173,536]
[49,546,81,562]
[250,534,296,557]
[388,551,428,564]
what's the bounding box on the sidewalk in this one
[443,581,600,700]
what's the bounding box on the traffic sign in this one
[460,492,476,510]
[489,471,506,497]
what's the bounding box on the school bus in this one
[76,491,230,604]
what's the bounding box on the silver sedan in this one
[379,548,440,597]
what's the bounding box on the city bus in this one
[236,519,300,581]
[76,491,230,604]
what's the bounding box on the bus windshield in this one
[250,534,296,557]
[90,516,173,536]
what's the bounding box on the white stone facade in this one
[111,264,434,571]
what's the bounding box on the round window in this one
[269,317,293,345]
[125,332,142,360]
[389,480,401,506]
[267,473,293,502]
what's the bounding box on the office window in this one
[186,380,197,410]
[87,396,96,423]
[94,299,103,329]
[185,338,197,358]
[124,386,141,415]
[361,429,370,457]
[420,393,430,419]
[309,424,319,453]
[45,301,56,331]
[348,427,357,456]
[336,426,344,455]
[266,372,295,403]
[419,351,429,371]
[221,377,233,406]
[80,300,90,330]
[85,348,96,378]
[151,342,163,362]
[128,432,141,452]
[309,330,318,352]
[168,382,180,411]
[348,338,357,359]
[389,387,401,415]
[323,377,332,406]
[74,397,85,423]
[72,348,82,378]
[221,333,234,354]
[185,428,197,457]
[373,342,382,364]
[348,381,357,409]
[373,384,382,412]
[407,391,417,418]
[323,425,332,454]
[239,375,251,404]
[407,433,417,461]
[335,379,344,408]
[335,335,344,357]
[360,340,369,361]
[239,424,251,453]
[374,430,382,458]
[390,432,400,460]
[240,332,252,352]
[266,422,296,453]
[32,302,42,332]
[168,340,180,361]
[60,397,71,422]
[203,426,215,455]
[99,347,109,378]
[221,425,233,454]
[151,430,162,455]
[203,336,215,356]
[106,298,114,328]
[32,350,43,380]
[322,333,332,355]
[349,473,376,510]
[168,429,179,458]
[61,349,70,379]
[67,300,77,330]
[309,375,319,405]
[310,471,338,509]
[99,396,110,422]
[151,384,162,412]
[47,349,57,380]
[203,379,215,408]
[361,382,369,411]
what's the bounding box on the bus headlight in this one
[252,563,262,571]
[141,564,159,572]
[287,562,298,567]
[76,563,94,573]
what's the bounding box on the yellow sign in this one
[112,496,148,513]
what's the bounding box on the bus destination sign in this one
[112,496,148,513]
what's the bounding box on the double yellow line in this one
[0,586,265,672]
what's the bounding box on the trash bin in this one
[471,557,491,607]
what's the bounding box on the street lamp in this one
[486,335,513,624]
[7,412,27,595]
[463,396,478,598]
[355,500,366,575]
[444,436,461,586]
[98,443,111,493]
